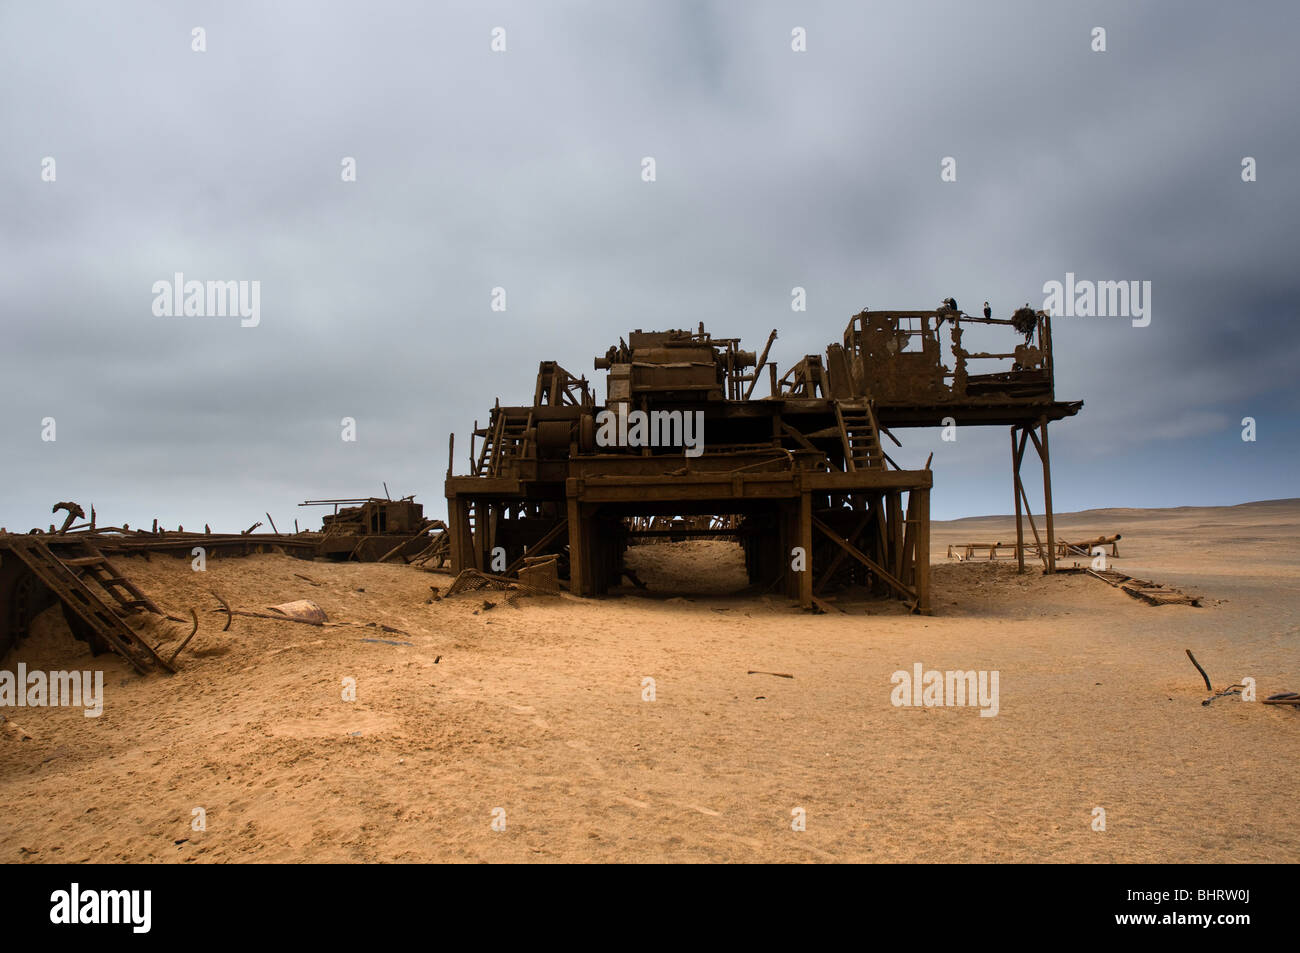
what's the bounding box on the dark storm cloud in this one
[2,0,1297,531]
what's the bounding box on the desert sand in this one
[2,499,1297,863]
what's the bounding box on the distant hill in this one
[938,499,1300,526]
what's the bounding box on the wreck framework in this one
[0,302,1082,671]
[444,306,1082,613]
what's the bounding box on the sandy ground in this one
[1,499,1297,863]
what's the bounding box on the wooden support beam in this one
[502,518,569,576]
[914,488,931,614]
[814,510,872,594]
[377,519,438,564]
[780,422,821,456]
[566,496,586,596]
[901,491,918,587]
[1011,427,1026,573]
[471,501,485,571]
[1011,426,1047,570]
[799,492,813,609]
[1016,480,1048,570]
[871,493,888,568]
[1035,417,1057,574]
[888,491,903,582]
[743,329,778,401]
[811,515,918,605]
[449,497,473,573]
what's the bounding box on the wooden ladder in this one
[490,410,533,476]
[7,538,173,674]
[474,414,500,476]
[835,400,886,472]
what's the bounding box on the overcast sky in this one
[2,0,1297,531]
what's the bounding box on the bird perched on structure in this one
[983,301,991,320]
[936,297,958,328]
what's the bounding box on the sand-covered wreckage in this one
[0,496,449,671]
[1,301,1082,672]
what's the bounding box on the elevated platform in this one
[445,303,1083,614]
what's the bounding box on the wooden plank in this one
[809,594,846,614]
[503,519,568,576]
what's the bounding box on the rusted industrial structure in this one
[444,304,1082,613]
[300,496,440,562]
[0,302,1080,671]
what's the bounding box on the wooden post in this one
[870,493,888,595]
[1038,417,1056,574]
[471,501,485,571]
[888,491,903,581]
[782,501,800,598]
[799,492,813,610]
[1011,427,1025,574]
[901,491,917,587]
[566,495,586,596]
[915,488,931,614]
[449,496,473,572]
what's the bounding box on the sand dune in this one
[2,500,1297,863]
